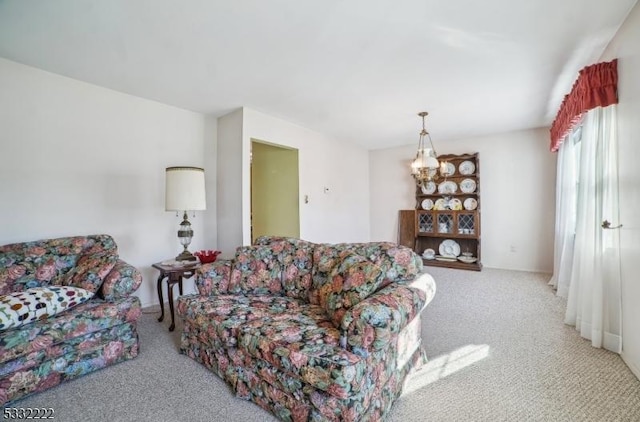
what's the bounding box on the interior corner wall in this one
[0,57,209,308]
[241,107,370,245]
[216,108,244,256]
[369,127,556,273]
[203,115,218,252]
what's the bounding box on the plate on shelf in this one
[458,256,478,264]
[460,178,477,193]
[438,181,458,195]
[459,160,476,175]
[421,198,434,210]
[449,198,463,210]
[434,198,448,210]
[441,162,456,176]
[439,239,461,257]
[463,198,478,210]
[421,181,436,195]
[435,255,457,262]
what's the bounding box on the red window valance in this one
[549,59,618,152]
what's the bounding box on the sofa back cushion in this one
[349,242,423,282]
[310,242,423,305]
[52,252,118,294]
[0,235,118,295]
[253,236,314,301]
[229,245,284,295]
[317,252,386,326]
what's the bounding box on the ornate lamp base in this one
[175,250,197,262]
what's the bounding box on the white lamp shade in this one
[412,148,439,171]
[165,166,206,211]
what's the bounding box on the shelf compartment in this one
[422,258,482,271]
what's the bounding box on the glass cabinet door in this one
[417,211,434,234]
[437,213,455,235]
[456,212,477,236]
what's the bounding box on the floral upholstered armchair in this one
[0,234,142,405]
[177,236,436,422]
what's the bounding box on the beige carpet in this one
[11,267,640,421]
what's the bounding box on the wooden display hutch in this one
[399,152,482,271]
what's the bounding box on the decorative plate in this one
[422,248,436,260]
[463,198,478,210]
[459,160,476,175]
[421,198,434,210]
[460,178,476,193]
[438,181,458,195]
[458,256,478,263]
[434,198,448,210]
[449,198,463,210]
[439,239,461,257]
[421,181,436,195]
[441,162,456,176]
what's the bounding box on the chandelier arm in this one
[426,132,438,157]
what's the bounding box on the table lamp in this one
[165,166,206,261]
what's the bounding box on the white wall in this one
[370,127,556,273]
[600,2,640,379]
[216,109,244,257]
[0,58,210,307]
[242,108,370,245]
[215,107,371,254]
[202,115,219,254]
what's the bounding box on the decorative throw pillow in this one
[0,286,94,331]
[53,252,117,294]
[318,252,385,326]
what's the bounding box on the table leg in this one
[179,278,183,296]
[157,273,165,323]
[168,274,179,331]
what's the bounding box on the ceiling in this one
[0,0,636,149]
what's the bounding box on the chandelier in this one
[410,111,447,187]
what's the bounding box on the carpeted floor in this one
[10,268,640,421]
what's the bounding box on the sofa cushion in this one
[0,286,94,331]
[309,245,350,305]
[230,246,283,295]
[310,243,422,306]
[317,253,385,327]
[178,295,311,348]
[177,293,369,399]
[253,237,314,301]
[348,242,423,282]
[238,315,368,400]
[0,296,141,365]
[0,235,118,295]
[53,252,117,294]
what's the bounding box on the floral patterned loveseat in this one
[177,236,436,421]
[0,234,142,405]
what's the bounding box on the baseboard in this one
[604,332,622,354]
[622,352,640,380]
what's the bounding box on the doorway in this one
[250,140,300,242]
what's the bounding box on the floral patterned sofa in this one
[0,234,142,405]
[177,236,436,422]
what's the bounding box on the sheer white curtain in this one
[549,129,578,298]
[562,105,622,352]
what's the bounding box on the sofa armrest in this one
[99,259,142,301]
[339,272,436,357]
[194,260,232,296]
